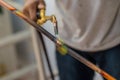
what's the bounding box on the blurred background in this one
[0,0,58,80]
[0,0,103,80]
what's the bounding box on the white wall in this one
[43,0,58,76]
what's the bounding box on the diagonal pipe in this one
[0,1,116,80]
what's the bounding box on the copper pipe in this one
[0,1,116,80]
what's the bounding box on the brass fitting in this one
[37,9,57,25]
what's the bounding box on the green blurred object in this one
[0,6,3,14]
[57,45,68,55]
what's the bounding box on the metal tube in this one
[0,1,116,80]
[37,31,55,80]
